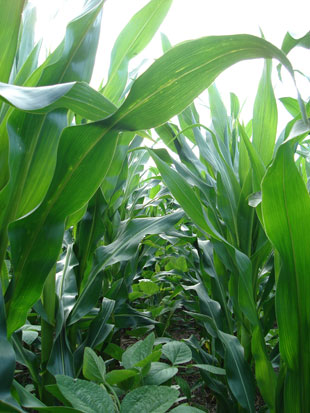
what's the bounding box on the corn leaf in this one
[252,60,277,166]
[0,0,106,275]
[110,35,293,130]
[0,0,25,83]
[262,138,310,412]
[103,0,173,104]
[218,331,255,412]
[68,210,183,325]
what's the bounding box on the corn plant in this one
[0,0,307,411]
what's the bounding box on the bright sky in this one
[31,0,310,130]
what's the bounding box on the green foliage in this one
[0,0,309,412]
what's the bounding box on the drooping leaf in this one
[109,35,293,130]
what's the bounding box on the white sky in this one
[31,0,310,130]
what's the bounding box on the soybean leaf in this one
[162,341,192,365]
[56,375,115,413]
[122,333,155,369]
[120,385,179,413]
[105,369,138,385]
[144,362,178,385]
[83,347,106,383]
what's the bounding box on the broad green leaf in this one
[218,331,255,412]
[103,0,172,103]
[122,333,155,369]
[0,0,25,83]
[144,362,178,385]
[252,60,277,166]
[109,35,293,130]
[56,375,115,413]
[162,341,192,365]
[105,369,138,385]
[262,139,310,412]
[120,385,179,413]
[83,347,106,383]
